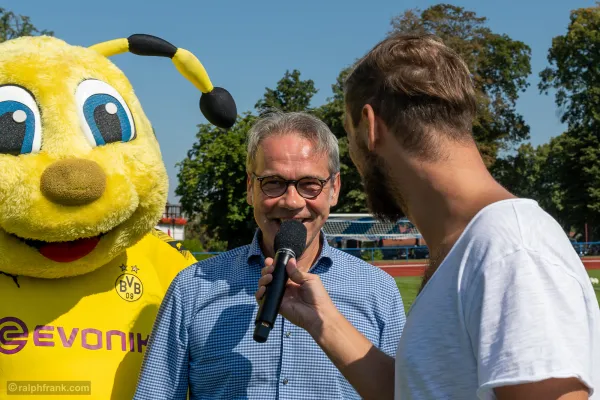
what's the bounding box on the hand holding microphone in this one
[254,220,338,342]
[254,220,306,342]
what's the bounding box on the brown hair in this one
[344,32,477,160]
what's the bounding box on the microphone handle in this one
[253,248,294,343]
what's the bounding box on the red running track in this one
[376,258,600,277]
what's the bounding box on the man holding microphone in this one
[135,111,405,399]
[257,33,600,399]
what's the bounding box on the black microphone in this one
[254,219,307,343]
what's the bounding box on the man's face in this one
[247,133,340,256]
[343,109,407,222]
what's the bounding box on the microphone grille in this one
[274,220,307,258]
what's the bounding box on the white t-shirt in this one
[395,198,600,399]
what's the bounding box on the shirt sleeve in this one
[134,274,190,400]
[463,248,597,399]
[378,276,406,357]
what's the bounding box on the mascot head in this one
[0,34,236,279]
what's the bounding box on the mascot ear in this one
[89,34,237,129]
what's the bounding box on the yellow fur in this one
[0,33,224,399]
[0,36,168,278]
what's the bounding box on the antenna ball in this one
[200,87,237,129]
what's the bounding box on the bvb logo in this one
[115,265,143,302]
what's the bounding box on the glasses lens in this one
[261,177,287,197]
[297,178,324,198]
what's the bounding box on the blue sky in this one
[5,0,595,203]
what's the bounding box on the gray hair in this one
[246,111,340,175]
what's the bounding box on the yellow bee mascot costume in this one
[0,34,236,398]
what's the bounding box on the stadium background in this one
[156,205,600,312]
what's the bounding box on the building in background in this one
[323,214,428,259]
[155,203,187,240]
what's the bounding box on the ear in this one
[329,173,341,207]
[246,173,253,206]
[361,104,378,152]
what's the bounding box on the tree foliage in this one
[176,113,257,250]
[492,142,564,220]
[539,3,600,129]
[492,143,547,200]
[255,70,318,114]
[537,3,600,239]
[0,8,52,42]
[177,3,600,246]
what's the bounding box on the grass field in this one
[395,269,600,315]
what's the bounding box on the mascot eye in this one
[75,79,136,147]
[0,85,42,155]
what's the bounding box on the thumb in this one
[286,258,309,285]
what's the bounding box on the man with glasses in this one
[133,111,406,399]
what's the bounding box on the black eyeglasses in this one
[252,174,333,199]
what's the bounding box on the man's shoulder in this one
[469,198,559,235]
[456,199,584,284]
[466,198,534,236]
[173,245,252,286]
[193,245,251,272]
[198,245,251,263]
[327,248,405,322]
[329,246,380,269]
[329,247,397,284]
[459,198,572,259]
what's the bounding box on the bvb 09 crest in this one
[115,265,143,302]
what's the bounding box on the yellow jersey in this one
[0,229,196,399]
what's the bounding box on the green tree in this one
[492,143,546,199]
[0,8,52,42]
[176,70,318,249]
[390,4,532,166]
[176,113,256,250]
[539,3,600,240]
[539,3,600,129]
[255,69,318,114]
[492,142,564,221]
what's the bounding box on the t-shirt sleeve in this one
[463,248,596,399]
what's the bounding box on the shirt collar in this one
[246,228,333,269]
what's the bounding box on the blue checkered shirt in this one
[133,230,406,399]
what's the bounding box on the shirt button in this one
[285,332,291,338]
[283,378,289,385]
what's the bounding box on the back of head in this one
[344,32,477,160]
